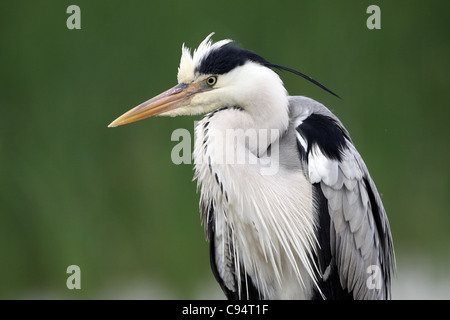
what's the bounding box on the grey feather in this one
[290,96,395,299]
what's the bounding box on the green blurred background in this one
[0,0,449,299]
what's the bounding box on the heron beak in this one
[108,82,203,127]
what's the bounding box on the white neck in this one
[206,63,290,156]
[227,63,289,132]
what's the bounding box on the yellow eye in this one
[206,76,217,86]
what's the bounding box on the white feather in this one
[178,33,232,84]
[194,107,320,299]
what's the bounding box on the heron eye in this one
[206,76,217,86]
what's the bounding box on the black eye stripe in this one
[196,42,339,98]
[196,43,268,75]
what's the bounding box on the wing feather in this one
[290,96,395,300]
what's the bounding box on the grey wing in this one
[290,96,395,300]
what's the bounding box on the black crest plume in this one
[197,42,340,99]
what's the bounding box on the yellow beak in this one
[108,82,203,127]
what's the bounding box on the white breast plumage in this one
[193,106,320,299]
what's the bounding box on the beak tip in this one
[107,82,195,129]
[107,119,121,128]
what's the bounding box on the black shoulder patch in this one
[196,43,268,75]
[297,114,350,162]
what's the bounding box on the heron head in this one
[108,33,286,127]
[108,33,338,127]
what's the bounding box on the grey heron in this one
[108,33,395,300]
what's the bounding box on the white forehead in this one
[177,33,232,83]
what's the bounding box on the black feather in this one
[197,42,339,98]
[311,184,354,300]
[266,63,341,99]
[205,200,262,300]
[197,43,267,75]
[297,113,350,162]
